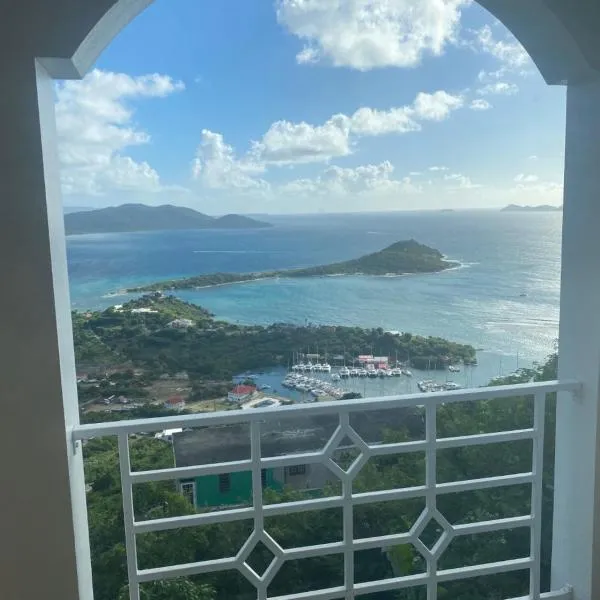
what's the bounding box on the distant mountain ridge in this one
[64,204,272,235]
[501,204,562,212]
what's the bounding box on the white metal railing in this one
[72,380,580,600]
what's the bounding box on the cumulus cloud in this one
[280,162,422,198]
[473,25,529,69]
[477,81,518,96]
[429,166,449,172]
[444,172,481,189]
[250,115,352,165]
[470,98,492,111]
[276,0,470,71]
[56,69,184,196]
[192,130,267,190]
[248,90,463,166]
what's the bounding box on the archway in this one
[2,2,600,600]
[35,0,595,84]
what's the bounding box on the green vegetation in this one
[65,203,272,235]
[128,240,455,292]
[84,353,559,600]
[73,294,475,407]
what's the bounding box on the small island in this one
[501,204,562,212]
[128,239,455,293]
[64,203,272,235]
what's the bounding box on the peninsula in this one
[64,203,272,235]
[127,239,455,293]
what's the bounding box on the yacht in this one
[339,367,350,378]
[322,363,332,373]
[444,382,462,390]
[403,370,413,377]
[331,373,341,382]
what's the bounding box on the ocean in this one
[67,210,562,389]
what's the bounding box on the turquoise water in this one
[67,210,562,387]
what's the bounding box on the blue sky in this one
[57,0,566,214]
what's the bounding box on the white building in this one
[163,396,186,412]
[167,318,194,329]
[227,384,257,403]
[4,2,600,600]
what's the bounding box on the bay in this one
[67,210,562,388]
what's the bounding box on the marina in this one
[237,357,471,404]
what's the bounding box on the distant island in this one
[64,204,272,235]
[501,204,562,212]
[128,239,455,292]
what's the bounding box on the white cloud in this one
[477,68,507,83]
[470,98,492,111]
[249,90,463,166]
[56,69,184,196]
[251,115,352,165]
[192,130,266,190]
[473,25,529,69]
[514,173,540,183]
[276,0,470,71]
[429,166,449,172]
[280,161,422,198]
[528,155,539,161]
[412,91,464,120]
[477,81,518,96]
[444,172,481,189]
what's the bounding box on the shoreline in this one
[120,259,466,296]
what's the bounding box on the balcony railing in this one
[72,380,580,600]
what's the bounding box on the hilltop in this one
[128,239,455,292]
[74,294,476,380]
[64,204,272,235]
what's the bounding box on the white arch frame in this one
[3,2,600,600]
[39,0,595,84]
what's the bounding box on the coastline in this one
[121,259,465,295]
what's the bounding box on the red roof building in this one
[227,385,257,403]
[164,396,186,412]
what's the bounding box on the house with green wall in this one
[172,418,337,509]
[172,408,415,509]
[180,469,283,508]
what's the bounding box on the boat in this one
[322,363,332,373]
[331,374,341,382]
[339,367,350,378]
[448,365,461,373]
[444,382,462,390]
[403,370,413,377]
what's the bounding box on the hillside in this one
[64,204,272,235]
[74,294,476,376]
[128,239,455,292]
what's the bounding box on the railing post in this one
[0,58,93,599]
[553,77,600,599]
